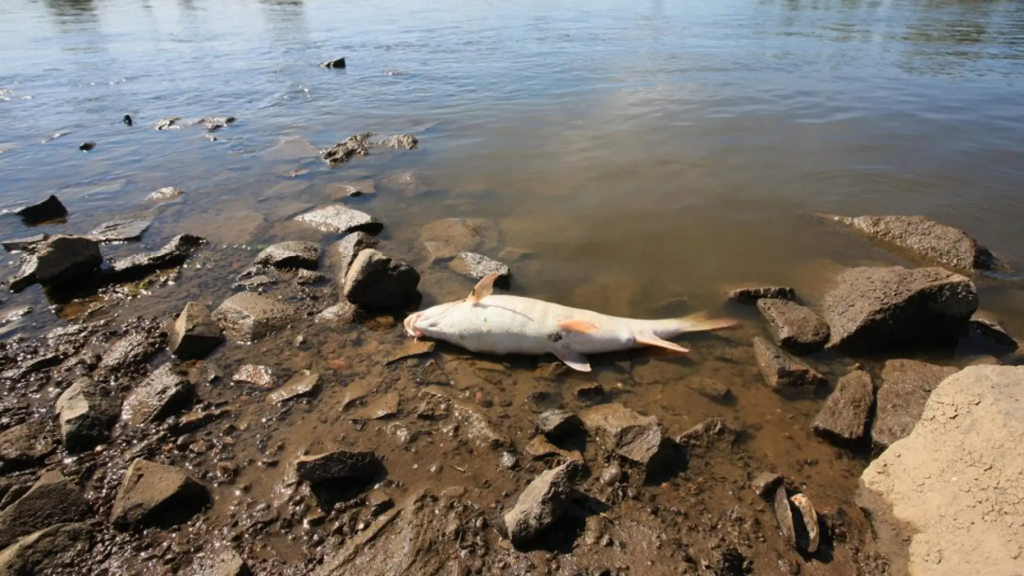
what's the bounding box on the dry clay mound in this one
[859,365,1024,576]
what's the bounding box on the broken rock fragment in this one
[55,377,119,453]
[110,459,211,529]
[503,462,579,550]
[169,302,223,360]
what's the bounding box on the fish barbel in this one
[403,273,737,372]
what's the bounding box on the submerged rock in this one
[320,133,372,166]
[232,364,275,388]
[871,359,958,452]
[812,370,874,445]
[109,234,206,279]
[450,252,510,287]
[253,241,320,270]
[147,186,184,203]
[110,459,211,529]
[120,363,193,427]
[343,249,421,309]
[0,472,92,550]
[212,293,297,343]
[87,218,152,243]
[295,204,382,235]
[295,450,384,484]
[419,217,500,260]
[503,462,579,550]
[756,298,830,354]
[11,195,67,224]
[684,376,732,402]
[753,337,828,392]
[378,134,418,150]
[320,56,346,69]
[727,286,796,304]
[822,266,978,352]
[581,403,663,468]
[169,302,223,360]
[0,523,91,575]
[55,377,118,453]
[267,370,320,404]
[1,234,48,253]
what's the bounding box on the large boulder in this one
[859,366,1024,576]
[55,377,119,453]
[811,370,874,445]
[752,337,828,392]
[294,204,382,235]
[0,471,92,549]
[253,241,320,270]
[212,293,297,343]
[503,462,579,550]
[343,249,420,308]
[120,363,193,428]
[110,459,210,529]
[169,302,223,360]
[821,266,978,353]
[871,359,958,452]
[828,214,998,273]
[0,523,91,575]
[756,298,830,354]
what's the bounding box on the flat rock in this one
[419,387,510,449]
[98,330,163,373]
[353,392,400,420]
[450,252,510,286]
[536,409,583,439]
[187,548,252,576]
[751,471,783,500]
[109,234,206,279]
[33,235,103,288]
[581,403,663,467]
[327,232,379,282]
[254,241,321,270]
[812,369,874,445]
[822,266,978,353]
[860,365,1024,576]
[120,363,193,427]
[295,204,382,235]
[169,302,223,360]
[0,523,91,575]
[0,422,55,473]
[727,286,795,304]
[828,214,998,273]
[504,462,579,550]
[524,436,582,463]
[212,293,297,343]
[871,359,958,452]
[316,302,360,325]
[55,377,118,453]
[684,376,732,402]
[419,218,500,260]
[676,417,739,450]
[267,370,320,404]
[0,472,92,550]
[343,249,421,309]
[1,234,48,253]
[110,459,211,529]
[232,364,274,388]
[11,195,67,224]
[756,298,830,354]
[320,133,372,166]
[753,337,828,392]
[295,450,384,484]
[383,340,435,365]
[147,186,184,203]
[87,219,152,243]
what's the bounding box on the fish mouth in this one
[403,312,424,338]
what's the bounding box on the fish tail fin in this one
[650,311,738,338]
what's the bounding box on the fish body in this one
[404,274,736,372]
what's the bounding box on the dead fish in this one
[404,273,737,372]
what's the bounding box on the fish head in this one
[404,301,465,339]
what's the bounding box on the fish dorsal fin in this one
[553,348,592,372]
[635,334,690,354]
[558,319,599,334]
[468,273,500,303]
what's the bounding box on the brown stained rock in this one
[751,472,784,500]
[684,376,732,402]
[187,548,252,576]
[378,134,418,150]
[727,286,796,304]
[822,266,978,353]
[676,417,739,451]
[232,364,274,388]
[0,422,55,473]
[55,377,118,453]
[828,214,999,273]
[353,392,400,420]
[147,186,184,203]
[756,298,830,354]
[581,403,663,467]
[773,486,797,549]
[383,340,435,365]
[812,370,875,445]
[253,241,321,270]
[212,293,297,343]
[753,337,828,392]
[169,302,223,360]
[120,363,193,428]
[12,195,67,224]
[294,450,384,484]
[871,360,958,452]
[295,204,382,235]
[503,462,579,550]
[0,472,92,550]
[0,523,91,575]
[266,370,320,404]
[790,493,820,554]
[343,249,421,309]
[418,387,510,449]
[320,133,371,165]
[536,409,584,439]
[110,459,210,529]
[419,218,500,261]
[968,316,1019,351]
[316,302,361,325]
[524,436,583,463]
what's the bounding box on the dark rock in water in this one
[0,471,92,550]
[169,302,223,360]
[212,293,297,343]
[147,186,183,203]
[684,376,732,402]
[756,298,830,354]
[536,409,583,439]
[109,234,206,279]
[503,462,579,550]
[320,56,346,69]
[773,486,797,549]
[826,214,999,273]
[87,218,152,243]
[2,234,48,253]
[120,363,193,427]
[871,359,958,452]
[968,316,1018,351]
[295,450,384,484]
[377,134,418,150]
[55,377,118,453]
[188,548,252,576]
[78,142,95,152]
[7,258,39,293]
[581,403,663,467]
[753,337,828,392]
[295,204,382,235]
[822,266,978,352]
[328,232,379,283]
[253,241,320,270]
[0,422,55,473]
[727,286,796,305]
[812,370,874,445]
[790,492,821,554]
[419,217,500,261]
[321,133,372,166]
[11,195,67,224]
[110,459,211,530]
[751,471,783,500]
[123,114,133,126]
[450,252,510,287]
[343,249,421,309]
[14,235,102,292]
[0,523,91,575]
[267,370,320,404]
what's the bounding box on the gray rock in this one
[169,302,223,360]
[343,249,421,308]
[0,523,91,575]
[253,241,321,270]
[450,252,510,286]
[581,403,663,467]
[109,234,206,279]
[756,298,830,354]
[378,134,418,150]
[87,218,152,243]
[504,462,579,550]
[536,409,583,439]
[295,204,382,235]
[1,234,48,253]
[685,376,732,402]
[753,337,828,392]
[33,235,103,288]
[320,133,371,166]
[11,195,67,224]
[812,370,875,445]
[0,422,55,473]
[328,232,379,283]
[727,286,796,304]
[0,471,92,550]
[55,377,118,453]
[267,370,320,404]
[828,214,998,273]
[232,364,274,388]
[872,359,958,452]
[7,258,39,293]
[120,363,193,427]
[790,493,820,554]
[773,486,797,549]
[296,269,326,285]
[295,450,384,484]
[187,548,252,576]
[98,330,163,373]
[419,218,500,260]
[212,293,297,343]
[320,56,346,69]
[110,459,211,529]
[751,471,783,500]
[822,266,978,352]
[147,186,184,203]
[316,302,361,325]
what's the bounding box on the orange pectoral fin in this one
[635,335,690,354]
[558,319,600,334]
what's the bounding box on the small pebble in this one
[123,114,133,126]
[79,142,96,151]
